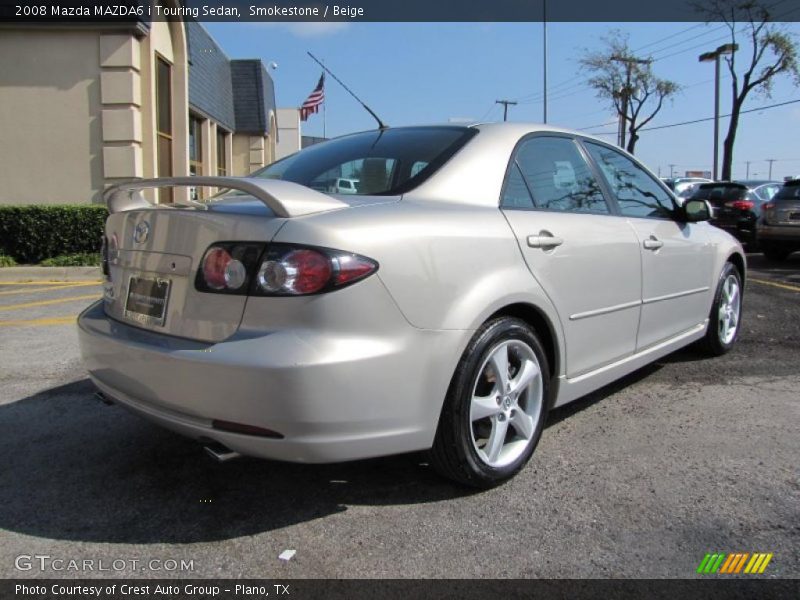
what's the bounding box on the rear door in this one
[501,135,642,378]
[582,141,715,350]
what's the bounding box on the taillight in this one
[253,243,378,296]
[195,243,263,294]
[725,200,755,211]
[195,242,378,296]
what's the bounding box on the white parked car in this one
[79,124,745,487]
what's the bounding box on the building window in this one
[217,129,228,176]
[156,56,173,203]
[189,114,204,199]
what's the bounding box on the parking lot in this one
[0,255,798,579]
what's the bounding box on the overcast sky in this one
[206,21,800,180]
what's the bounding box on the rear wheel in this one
[698,262,742,356]
[430,317,550,488]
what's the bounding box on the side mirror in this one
[682,199,712,222]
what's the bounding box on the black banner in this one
[3,579,800,600]
[1,0,800,22]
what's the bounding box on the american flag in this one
[299,74,324,121]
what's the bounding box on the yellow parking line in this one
[750,278,800,292]
[0,294,99,312]
[0,282,100,296]
[0,280,101,286]
[0,315,77,327]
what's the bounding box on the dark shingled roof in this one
[185,21,235,131]
[185,21,276,136]
[231,60,277,136]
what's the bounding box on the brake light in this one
[763,203,775,210]
[725,200,755,211]
[195,243,378,296]
[196,243,263,293]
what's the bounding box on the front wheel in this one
[698,262,742,356]
[429,317,550,488]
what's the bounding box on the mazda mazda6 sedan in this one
[78,123,745,487]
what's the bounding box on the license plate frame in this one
[124,275,171,327]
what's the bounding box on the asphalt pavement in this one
[0,255,797,579]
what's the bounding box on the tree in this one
[697,0,799,180]
[580,32,680,155]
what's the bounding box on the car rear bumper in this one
[77,298,467,463]
[757,224,800,244]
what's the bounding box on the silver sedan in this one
[78,123,745,487]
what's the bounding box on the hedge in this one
[0,205,108,264]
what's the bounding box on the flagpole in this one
[322,61,327,139]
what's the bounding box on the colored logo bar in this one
[696,552,773,574]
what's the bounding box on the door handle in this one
[643,236,663,250]
[527,233,564,249]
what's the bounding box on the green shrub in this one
[0,205,108,264]
[0,254,17,267]
[39,253,102,267]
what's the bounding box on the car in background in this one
[661,177,712,196]
[758,179,800,262]
[330,177,360,194]
[736,180,782,202]
[687,182,765,245]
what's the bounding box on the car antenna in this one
[307,51,388,130]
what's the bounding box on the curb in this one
[0,266,102,283]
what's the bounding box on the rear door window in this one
[502,136,609,213]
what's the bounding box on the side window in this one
[584,142,676,219]
[505,136,609,213]
[501,162,535,209]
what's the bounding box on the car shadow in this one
[0,349,705,545]
[0,379,472,544]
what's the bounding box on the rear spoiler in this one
[104,176,348,218]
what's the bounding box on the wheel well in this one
[728,252,746,285]
[489,303,559,378]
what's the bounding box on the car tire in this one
[762,246,790,262]
[429,317,550,488]
[698,262,743,356]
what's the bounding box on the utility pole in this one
[766,158,777,180]
[746,161,751,179]
[668,164,676,178]
[495,99,518,122]
[542,0,547,123]
[609,55,651,149]
[699,44,737,181]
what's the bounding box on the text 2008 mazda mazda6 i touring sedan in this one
[78,123,745,487]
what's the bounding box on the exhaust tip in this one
[204,442,241,463]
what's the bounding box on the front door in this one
[582,141,715,349]
[501,135,643,378]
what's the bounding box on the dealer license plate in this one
[124,276,171,327]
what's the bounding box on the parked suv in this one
[686,182,762,245]
[758,179,800,261]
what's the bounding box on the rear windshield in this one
[691,185,752,201]
[774,183,800,200]
[249,126,477,195]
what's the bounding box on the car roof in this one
[697,181,748,189]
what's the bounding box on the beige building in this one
[275,108,302,160]
[0,6,278,205]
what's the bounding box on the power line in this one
[587,98,800,136]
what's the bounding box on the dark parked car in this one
[758,179,800,262]
[687,182,764,245]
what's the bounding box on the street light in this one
[699,43,738,181]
